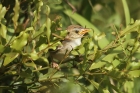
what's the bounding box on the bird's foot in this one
[52,62,60,70]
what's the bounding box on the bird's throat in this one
[63,38,81,50]
[71,38,81,48]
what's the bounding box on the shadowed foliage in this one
[0,0,140,93]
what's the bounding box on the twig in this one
[65,0,77,13]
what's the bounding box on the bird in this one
[50,25,90,69]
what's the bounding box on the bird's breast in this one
[52,38,82,61]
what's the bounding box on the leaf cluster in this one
[0,0,140,93]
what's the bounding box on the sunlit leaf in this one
[128,70,140,78]
[0,23,7,39]
[12,0,20,28]
[46,5,50,16]
[0,44,4,52]
[0,0,140,92]
[103,89,110,93]
[124,81,134,93]
[94,32,106,40]
[45,18,51,42]
[120,20,140,36]
[0,4,7,21]
[126,62,140,71]
[112,59,120,68]
[122,0,130,26]
[5,71,17,75]
[89,62,106,70]
[71,47,85,55]
[10,31,29,51]
[39,41,61,52]
[24,61,36,68]
[3,52,19,66]
[87,79,99,89]
[33,56,49,66]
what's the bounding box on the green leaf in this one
[108,69,123,78]
[120,20,140,36]
[94,32,106,40]
[45,18,51,42]
[0,23,7,39]
[5,70,17,75]
[103,89,110,93]
[22,51,39,61]
[24,78,32,84]
[124,81,134,93]
[46,5,50,16]
[33,57,49,66]
[128,70,140,78]
[122,0,130,26]
[39,41,61,52]
[39,43,48,52]
[0,4,7,21]
[24,61,36,68]
[87,79,99,89]
[126,62,140,71]
[29,52,39,60]
[0,44,4,52]
[89,62,106,70]
[112,59,120,68]
[19,70,32,78]
[71,47,85,55]
[3,52,19,66]
[10,31,29,51]
[12,0,20,28]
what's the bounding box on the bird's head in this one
[66,25,90,39]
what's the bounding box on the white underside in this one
[63,38,81,51]
[52,38,82,61]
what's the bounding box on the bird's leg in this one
[52,62,60,70]
[51,50,70,70]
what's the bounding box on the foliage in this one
[0,0,140,93]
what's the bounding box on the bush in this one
[0,0,140,93]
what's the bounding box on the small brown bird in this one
[51,25,90,69]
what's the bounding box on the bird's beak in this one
[78,28,90,35]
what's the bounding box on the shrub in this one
[0,0,140,93]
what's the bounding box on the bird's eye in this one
[75,30,79,33]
